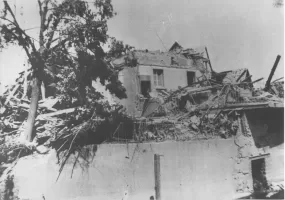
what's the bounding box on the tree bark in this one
[25,77,41,142]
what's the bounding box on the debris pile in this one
[269,80,284,98]
[0,73,130,173]
[134,67,283,142]
[0,54,284,156]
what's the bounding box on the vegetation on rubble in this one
[0,0,136,181]
[0,0,128,142]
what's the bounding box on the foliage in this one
[0,0,127,103]
[107,37,134,59]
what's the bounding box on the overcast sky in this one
[0,0,284,88]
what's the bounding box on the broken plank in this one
[251,78,264,84]
[37,107,77,119]
[236,70,247,82]
[241,75,252,83]
[186,85,223,94]
[39,98,59,108]
[265,55,281,90]
[4,84,21,105]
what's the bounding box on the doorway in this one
[187,71,195,86]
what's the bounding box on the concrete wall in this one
[138,65,200,91]
[265,143,284,184]
[11,139,238,200]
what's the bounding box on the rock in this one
[190,124,199,131]
[175,124,183,129]
[190,115,200,125]
[220,130,227,139]
[183,122,189,127]
[36,145,49,154]
[35,135,51,146]
[0,137,4,145]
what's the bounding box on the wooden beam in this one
[265,55,281,90]
[205,47,214,72]
[236,70,247,82]
[4,84,20,105]
[241,75,252,83]
[37,107,76,119]
[251,78,264,84]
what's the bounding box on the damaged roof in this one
[222,68,251,84]
[111,42,209,71]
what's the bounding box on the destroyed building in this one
[111,42,211,117]
[108,44,284,198]
[0,42,284,199]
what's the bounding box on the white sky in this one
[0,0,284,90]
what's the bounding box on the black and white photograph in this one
[0,0,284,199]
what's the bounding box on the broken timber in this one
[37,108,76,119]
[236,70,247,82]
[265,55,281,91]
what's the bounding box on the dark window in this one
[141,81,151,97]
[153,69,164,87]
[187,71,195,86]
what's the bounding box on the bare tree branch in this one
[49,38,69,51]
[45,18,61,49]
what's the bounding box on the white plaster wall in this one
[266,143,284,184]
[9,139,237,200]
[138,65,199,91]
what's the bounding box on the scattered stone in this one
[36,145,49,154]
[190,124,199,131]
[189,115,200,125]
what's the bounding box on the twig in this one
[112,123,121,138]
[272,77,284,84]
[56,138,70,152]
[190,94,196,105]
[70,152,80,178]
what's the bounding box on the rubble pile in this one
[0,74,128,172]
[0,66,284,146]
[135,109,239,142]
[135,69,283,142]
[269,81,284,98]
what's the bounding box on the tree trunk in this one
[25,77,41,142]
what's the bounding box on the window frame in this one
[153,69,164,87]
